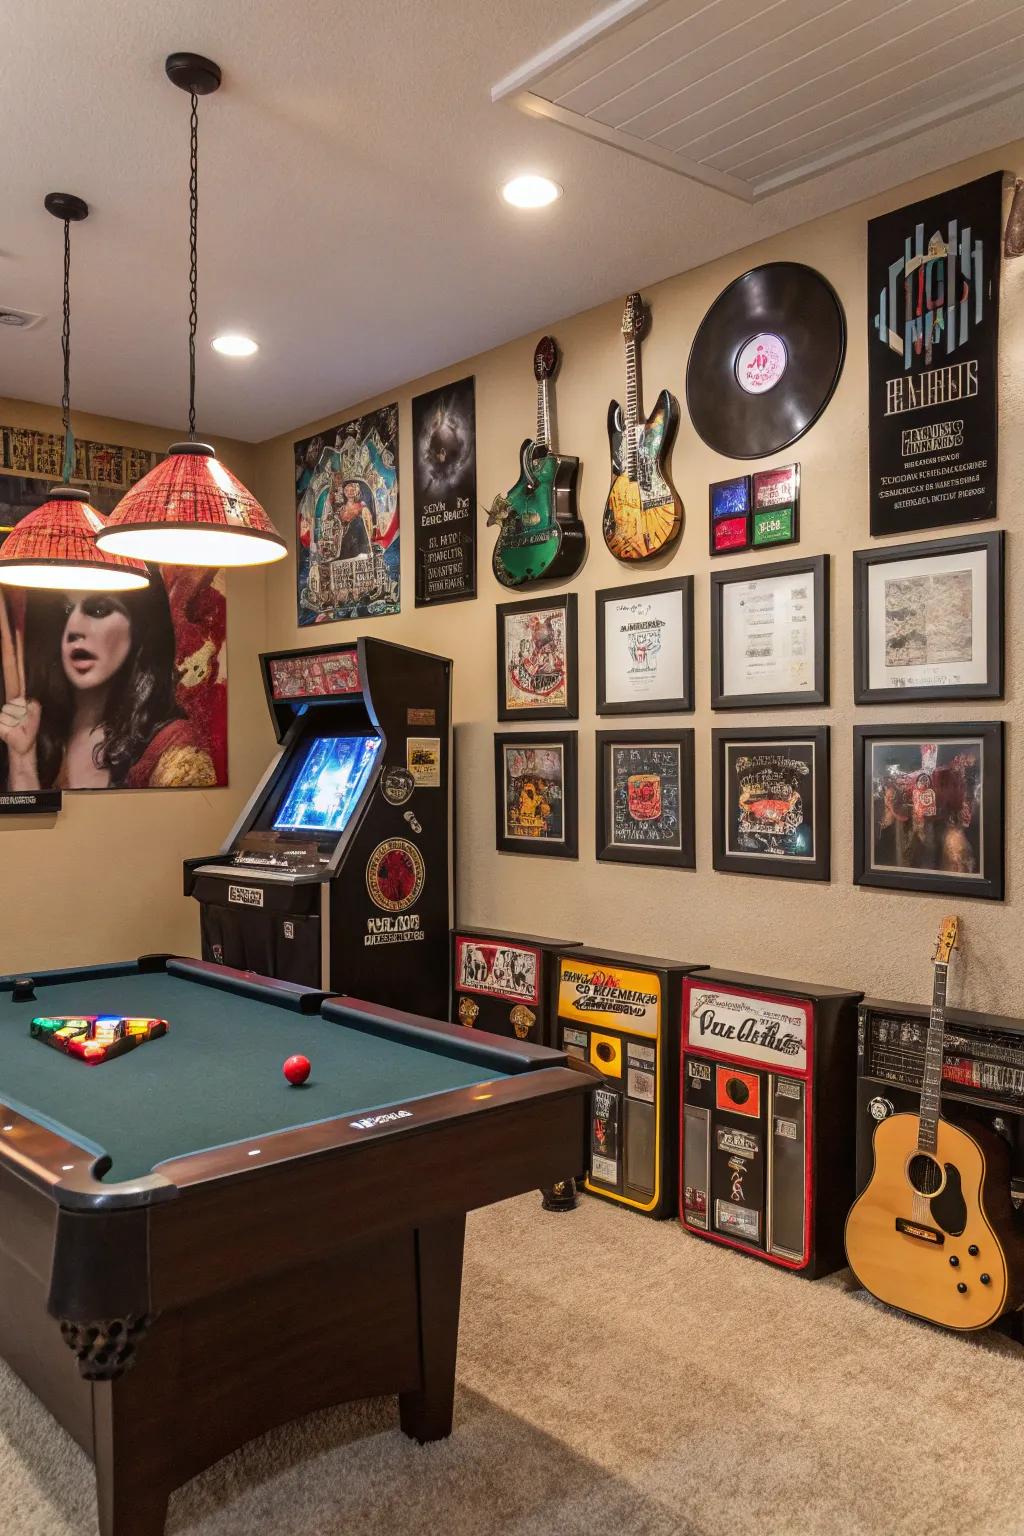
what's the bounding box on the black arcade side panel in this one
[451,929,580,1044]
[681,971,860,1278]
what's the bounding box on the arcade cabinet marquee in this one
[185,638,452,1018]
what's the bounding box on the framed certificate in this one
[595,729,695,869]
[595,577,694,715]
[853,532,1003,703]
[711,555,828,709]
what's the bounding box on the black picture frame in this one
[853,721,1004,901]
[595,576,694,715]
[496,593,578,722]
[494,731,578,858]
[853,531,1004,704]
[712,725,831,882]
[711,554,829,710]
[595,728,696,869]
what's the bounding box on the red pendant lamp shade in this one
[96,441,286,568]
[0,487,149,591]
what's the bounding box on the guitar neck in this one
[536,377,551,453]
[624,335,639,479]
[918,961,948,1153]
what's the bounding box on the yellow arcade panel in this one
[556,948,706,1219]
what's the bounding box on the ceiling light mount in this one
[43,192,89,223]
[165,52,222,96]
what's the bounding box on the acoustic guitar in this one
[846,916,1024,1330]
[602,293,682,562]
[487,336,586,588]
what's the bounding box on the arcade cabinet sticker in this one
[364,838,425,946]
[868,170,1001,537]
[558,958,661,1037]
[295,404,400,625]
[456,938,540,1004]
[686,983,810,1072]
[412,376,477,606]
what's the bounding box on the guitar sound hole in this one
[908,1154,944,1195]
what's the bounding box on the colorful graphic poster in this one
[501,742,565,844]
[0,473,227,792]
[868,736,985,879]
[412,377,476,606]
[502,603,569,713]
[609,743,682,852]
[868,171,1001,536]
[724,741,816,863]
[295,404,400,625]
[455,938,540,1004]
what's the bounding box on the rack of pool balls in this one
[31,1014,168,1065]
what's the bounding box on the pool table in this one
[0,955,592,1536]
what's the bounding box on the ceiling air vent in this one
[0,308,43,330]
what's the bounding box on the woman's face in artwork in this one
[60,593,133,692]
[342,481,361,505]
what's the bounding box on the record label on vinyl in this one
[687,263,846,459]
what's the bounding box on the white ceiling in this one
[1,0,1021,443]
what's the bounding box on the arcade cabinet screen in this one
[273,735,382,834]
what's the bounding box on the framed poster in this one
[712,726,830,882]
[868,170,1002,537]
[496,594,577,721]
[412,376,476,606]
[853,531,1003,703]
[853,721,1004,900]
[596,728,695,869]
[711,555,828,709]
[596,577,693,715]
[494,732,578,858]
[295,404,400,626]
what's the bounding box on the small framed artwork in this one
[853,721,1004,900]
[596,577,694,715]
[712,726,830,881]
[596,729,696,869]
[853,531,1004,703]
[496,593,578,722]
[494,732,578,858]
[751,464,800,550]
[711,554,828,709]
[709,475,751,556]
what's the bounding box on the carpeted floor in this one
[5,1193,1024,1535]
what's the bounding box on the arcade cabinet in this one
[185,638,452,1018]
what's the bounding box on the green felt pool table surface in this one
[0,965,509,1183]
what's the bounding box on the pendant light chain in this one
[187,90,199,441]
[60,216,74,483]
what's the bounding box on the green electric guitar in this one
[487,336,586,587]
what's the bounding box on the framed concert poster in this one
[712,726,830,882]
[596,729,695,869]
[496,594,577,722]
[412,376,476,606]
[596,577,693,715]
[853,721,1004,900]
[494,732,578,858]
[711,555,828,709]
[853,531,1003,703]
[868,170,1002,537]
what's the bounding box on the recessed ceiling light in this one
[501,174,562,209]
[212,333,259,357]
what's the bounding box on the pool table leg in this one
[93,1378,170,1536]
[398,1215,466,1444]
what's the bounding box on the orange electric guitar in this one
[846,917,1024,1330]
[602,293,682,562]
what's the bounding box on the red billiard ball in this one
[283,1054,311,1086]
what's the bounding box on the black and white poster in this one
[412,376,476,605]
[868,170,1002,537]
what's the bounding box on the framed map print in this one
[711,555,828,710]
[596,729,695,869]
[712,726,830,882]
[494,732,578,858]
[853,532,1003,703]
[496,594,577,721]
[853,721,1004,900]
[596,577,693,715]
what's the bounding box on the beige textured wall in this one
[252,140,1024,1016]
[0,399,269,971]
